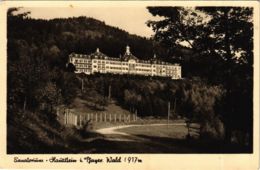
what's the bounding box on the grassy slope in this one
[7,110,103,154]
[68,97,135,129]
[69,97,132,116]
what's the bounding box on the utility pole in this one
[135,109,138,121]
[173,98,177,119]
[108,84,111,101]
[81,78,84,92]
[168,101,170,128]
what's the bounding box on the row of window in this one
[136,69,151,72]
[74,59,91,63]
[89,66,180,73]
[73,58,180,69]
[77,69,91,73]
[77,69,180,78]
[76,64,181,74]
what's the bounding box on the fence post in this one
[79,115,82,127]
[56,107,59,116]
[95,113,98,122]
[114,114,117,122]
[109,114,112,122]
[68,111,70,124]
[126,115,130,123]
[119,114,121,122]
[104,113,107,122]
[70,112,73,125]
[72,113,74,125]
[68,112,70,125]
[65,110,68,124]
[64,110,66,124]
[75,115,78,126]
[87,114,90,121]
[67,111,69,124]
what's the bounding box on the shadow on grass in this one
[8,125,252,154]
[74,134,252,154]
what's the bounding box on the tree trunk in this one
[224,120,232,143]
[223,8,234,145]
[23,96,27,111]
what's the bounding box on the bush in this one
[179,79,226,139]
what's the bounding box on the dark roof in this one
[89,48,109,59]
[122,53,138,61]
[69,53,91,59]
[69,48,180,66]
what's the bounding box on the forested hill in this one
[8,15,179,67]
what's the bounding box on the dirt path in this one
[95,123,186,141]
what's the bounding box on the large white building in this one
[69,46,181,79]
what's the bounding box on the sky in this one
[20,7,162,38]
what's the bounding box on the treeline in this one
[8,10,165,65]
[80,74,226,138]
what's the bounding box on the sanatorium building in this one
[69,46,182,79]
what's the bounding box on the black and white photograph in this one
[2,1,259,164]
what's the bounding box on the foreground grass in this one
[85,124,251,153]
[117,124,188,139]
[7,108,251,154]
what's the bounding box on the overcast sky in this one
[20,7,162,38]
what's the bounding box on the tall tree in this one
[197,7,253,146]
[147,7,253,146]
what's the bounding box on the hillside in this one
[9,15,158,64]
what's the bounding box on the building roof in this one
[89,48,109,59]
[69,53,91,59]
[122,45,138,61]
[69,46,180,66]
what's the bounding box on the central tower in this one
[126,45,131,55]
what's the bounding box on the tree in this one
[8,50,49,111]
[60,72,79,105]
[196,7,253,145]
[35,82,62,113]
[147,7,253,145]
[177,79,225,139]
[124,89,141,113]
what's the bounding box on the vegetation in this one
[7,7,253,153]
[147,7,253,149]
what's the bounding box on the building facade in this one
[69,46,182,79]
